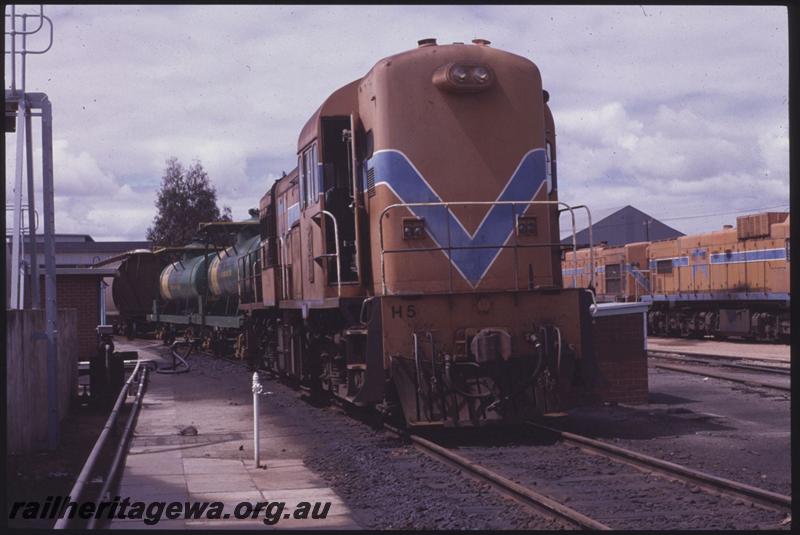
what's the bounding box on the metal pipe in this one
[4,6,46,36]
[9,5,16,92]
[10,94,26,309]
[320,210,341,298]
[511,203,519,289]
[54,360,144,529]
[446,205,453,292]
[21,14,27,93]
[156,340,192,374]
[569,204,594,289]
[412,332,422,421]
[99,280,107,325]
[345,123,363,282]
[86,367,149,529]
[40,94,59,451]
[278,235,287,299]
[25,103,39,308]
[567,207,578,288]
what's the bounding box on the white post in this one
[252,372,261,467]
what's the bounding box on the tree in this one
[146,157,232,246]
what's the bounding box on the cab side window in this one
[300,143,319,208]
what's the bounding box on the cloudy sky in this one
[5,5,789,241]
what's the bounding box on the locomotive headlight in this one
[451,65,469,82]
[472,66,490,83]
[434,63,495,92]
[516,215,538,237]
[402,217,426,241]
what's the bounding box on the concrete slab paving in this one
[108,340,362,530]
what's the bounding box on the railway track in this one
[648,350,790,375]
[648,352,790,392]
[387,423,791,530]
[154,343,791,529]
[383,422,610,530]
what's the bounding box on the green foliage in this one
[146,157,232,246]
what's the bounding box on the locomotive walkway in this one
[108,340,361,530]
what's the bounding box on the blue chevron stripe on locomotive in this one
[368,148,547,287]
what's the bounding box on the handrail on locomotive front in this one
[378,200,593,295]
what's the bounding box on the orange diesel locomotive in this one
[646,212,789,342]
[561,212,790,342]
[112,39,651,427]
[244,38,603,427]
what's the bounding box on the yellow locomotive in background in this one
[562,212,790,342]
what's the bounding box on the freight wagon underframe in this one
[643,293,790,343]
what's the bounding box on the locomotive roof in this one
[297,79,360,152]
[296,40,539,153]
[197,220,258,233]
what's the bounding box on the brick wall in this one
[39,274,101,359]
[590,312,649,404]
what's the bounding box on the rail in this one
[378,200,592,295]
[527,421,791,513]
[382,423,611,530]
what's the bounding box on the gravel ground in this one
[446,431,789,530]
[279,396,569,529]
[184,350,568,530]
[142,342,790,530]
[555,366,791,496]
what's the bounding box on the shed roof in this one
[561,205,684,248]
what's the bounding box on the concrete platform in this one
[108,341,361,530]
[647,337,790,364]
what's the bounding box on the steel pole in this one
[40,94,59,450]
[25,103,40,308]
[10,95,26,309]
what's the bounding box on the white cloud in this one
[4,5,788,241]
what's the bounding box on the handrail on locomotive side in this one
[277,235,288,300]
[378,200,593,295]
[276,210,342,299]
[317,209,342,298]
